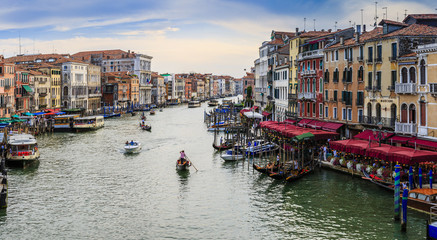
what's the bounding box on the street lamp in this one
[372,121,385,146]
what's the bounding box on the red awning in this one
[250,106,259,111]
[322,122,344,132]
[262,111,271,117]
[388,149,437,164]
[407,139,437,151]
[353,129,394,142]
[389,135,416,145]
[284,119,296,124]
[365,145,410,161]
[297,118,313,127]
[307,120,327,129]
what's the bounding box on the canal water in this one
[0,100,428,239]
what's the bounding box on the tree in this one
[245,86,253,107]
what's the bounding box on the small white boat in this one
[220,148,245,161]
[124,141,142,153]
[188,100,201,108]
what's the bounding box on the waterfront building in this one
[87,64,101,114]
[151,73,165,105]
[30,69,51,111]
[175,75,185,102]
[197,78,205,100]
[242,72,255,99]
[161,74,175,103]
[394,43,437,143]
[101,72,132,108]
[15,68,33,113]
[297,29,354,121]
[288,30,330,121]
[38,65,62,108]
[72,49,153,106]
[0,55,15,117]
[184,77,192,101]
[363,19,437,132]
[272,45,290,121]
[60,61,90,110]
[324,27,380,137]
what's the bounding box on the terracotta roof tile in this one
[379,19,409,27]
[382,23,437,38]
[404,14,437,21]
[399,52,417,58]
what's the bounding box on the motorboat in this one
[73,116,104,132]
[5,133,40,167]
[124,141,142,153]
[245,140,278,156]
[188,100,201,108]
[220,147,244,161]
[208,99,219,107]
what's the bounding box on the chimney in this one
[296,27,299,36]
[363,24,366,32]
[328,29,332,32]
[355,32,360,43]
[340,37,344,45]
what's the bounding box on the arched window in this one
[409,104,416,124]
[401,104,408,123]
[348,67,353,82]
[307,79,310,93]
[63,86,68,96]
[358,66,364,81]
[376,103,381,121]
[409,67,416,83]
[367,102,372,119]
[324,69,329,82]
[420,60,426,85]
[401,67,408,83]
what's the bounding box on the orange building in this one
[0,55,15,117]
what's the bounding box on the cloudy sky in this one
[0,0,434,77]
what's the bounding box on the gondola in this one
[253,163,275,174]
[285,168,313,182]
[268,170,286,180]
[362,170,394,191]
[141,125,152,131]
[176,159,191,171]
[212,143,232,151]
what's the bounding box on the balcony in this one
[395,83,416,94]
[366,59,373,64]
[298,92,316,100]
[395,122,417,134]
[359,116,396,128]
[357,56,364,62]
[373,86,381,92]
[375,58,383,63]
[302,70,316,76]
[89,93,102,98]
[347,58,353,63]
[389,56,397,62]
[298,49,323,60]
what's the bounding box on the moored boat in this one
[406,188,437,214]
[150,110,155,115]
[208,99,219,107]
[245,140,278,156]
[141,124,152,131]
[188,100,201,108]
[124,141,142,153]
[285,168,313,182]
[220,147,244,161]
[6,133,40,167]
[53,114,79,132]
[73,116,104,132]
[212,142,232,151]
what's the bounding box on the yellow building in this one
[394,43,437,144]
[39,65,61,108]
[363,21,437,131]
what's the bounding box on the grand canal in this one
[0,100,429,239]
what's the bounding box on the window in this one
[391,71,397,88]
[325,106,329,118]
[368,46,373,62]
[409,67,416,83]
[420,60,426,85]
[342,108,346,120]
[333,68,339,82]
[344,49,348,60]
[358,66,364,81]
[349,48,353,61]
[333,90,338,101]
[307,102,310,115]
[333,107,337,119]
[391,43,397,60]
[420,101,426,126]
[324,69,330,83]
[359,46,364,60]
[325,53,329,62]
[319,59,323,70]
[319,79,323,93]
[377,45,382,61]
[348,109,352,121]
[357,91,364,106]
[325,90,329,101]
[401,67,408,83]
[331,51,334,61]
[358,109,363,122]
[313,60,316,70]
[368,72,373,88]
[312,103,316,116]
[319,103,323,117]
[335,50,339,61]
